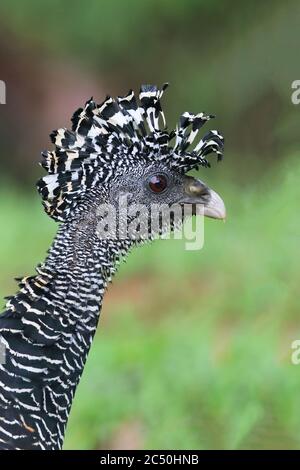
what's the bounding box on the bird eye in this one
[148,174,168,193]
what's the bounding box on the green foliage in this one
[1,155,300,449]
[0,0,224,61]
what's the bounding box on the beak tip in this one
[204,189,226,220]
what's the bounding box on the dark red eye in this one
[148,174,168,193]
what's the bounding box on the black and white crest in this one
[37,83,224,221]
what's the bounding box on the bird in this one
[0,83,225,450]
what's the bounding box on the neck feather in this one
[0,215,131,449]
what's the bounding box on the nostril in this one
[186,180,209,197]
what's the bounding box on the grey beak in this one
[203,188,226,220]
[183,177,226,220]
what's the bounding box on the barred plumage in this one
[0,84,224,449]
[37,84,223,221]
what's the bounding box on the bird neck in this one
[0,214,132,449]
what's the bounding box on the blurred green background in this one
[0,0,300,450]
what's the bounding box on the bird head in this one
[37,84,225,242]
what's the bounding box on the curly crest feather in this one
[37,83,224,221]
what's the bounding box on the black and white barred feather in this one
[0,84,224,450]
[37,84,223,221]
